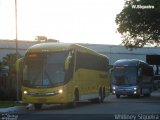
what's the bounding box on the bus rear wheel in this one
[34,104,42,110]
[98,88,105,103]
[100,88,105,103]
[90,88,104,103]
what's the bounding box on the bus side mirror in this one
[64,55,72,71]
[16,57,24,73]
[138,68,142,77]
[23,65,28,81]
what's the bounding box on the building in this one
[0,40,37,62]
[83,44,160,64]
[0,40,160,64]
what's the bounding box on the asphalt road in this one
[2,90,160,120]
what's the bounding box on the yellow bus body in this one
[22,69,109,104]
[21,43,110,105]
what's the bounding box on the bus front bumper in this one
[112,87,140,95]
[22,87,70,104]
[113,90,138,95]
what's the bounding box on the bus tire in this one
[71,89,79,108]
[135,94,140,98]
[90,88,104,103]
[98,88,104,103]
[143,91,151,97]
[143,88,151,97]
[116,94,120,98]
[103,87,106,99]
[143,93,151,97]
[34,104,42,110]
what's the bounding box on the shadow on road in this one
[22,101,108,112]
[40,101,105,111]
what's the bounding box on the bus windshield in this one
[111,67,137,86]
[23,51,68,87]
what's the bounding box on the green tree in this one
[116,0,160,48]
[0,53,21,100]
[2,53,21,87]
[3,53,17,75]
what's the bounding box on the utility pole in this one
[15,0,19,102]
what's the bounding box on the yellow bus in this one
[18,43,110,109]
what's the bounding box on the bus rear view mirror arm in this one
[64,55,72,71]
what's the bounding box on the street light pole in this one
[15,0,19,102]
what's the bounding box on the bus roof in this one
[113,59,147,66]
[26,43,108,59]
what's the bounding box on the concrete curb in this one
[0,106,25,113]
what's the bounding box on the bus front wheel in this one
[116,94,120,98]
[34,104,42,110]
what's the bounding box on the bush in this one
[6,88,17,100]
[0,88,17,100]
[0,88,8,100]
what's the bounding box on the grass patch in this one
[0,101,27,108]
[0,101,15,108]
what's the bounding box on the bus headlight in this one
[112,86,116,90]
[58,89,63,94]
[133,87,137,90]
[23,90,28,95]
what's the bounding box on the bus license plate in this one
[37,98,47,103]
